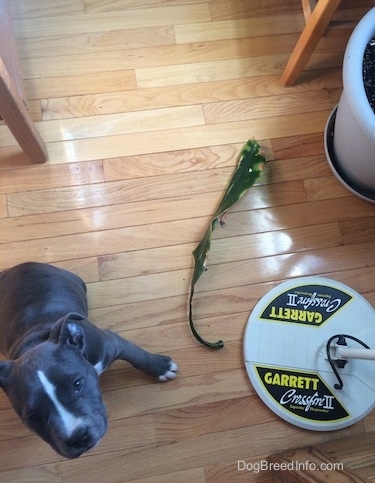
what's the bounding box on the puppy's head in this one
[0,314,108,458]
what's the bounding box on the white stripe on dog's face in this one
[37,370,82,437]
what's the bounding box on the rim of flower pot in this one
[342,7,375,143]
[325,106,375,203]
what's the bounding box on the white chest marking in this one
[37,370,82,437]
[93,361,104,375]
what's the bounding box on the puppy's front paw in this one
[158,360,178,382]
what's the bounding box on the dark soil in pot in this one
[364,39,375,113]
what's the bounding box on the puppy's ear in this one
[0,361,12,390]
[50,313,86,352]
[65,322,85,351]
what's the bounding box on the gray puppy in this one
[0,262,178,458]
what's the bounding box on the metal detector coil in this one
[244,277,375,431]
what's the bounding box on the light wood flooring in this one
[1,0,375,481]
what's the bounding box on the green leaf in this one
[188,139,266,349]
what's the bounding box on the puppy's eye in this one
[73,378,83,393]
[28,413,42,426]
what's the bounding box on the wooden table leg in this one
[0,59,48,163]
[0,0,47,163]
[281,0,342,86]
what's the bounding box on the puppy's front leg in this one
[103,330,178,381]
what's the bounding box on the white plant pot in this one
[325,7,375,202]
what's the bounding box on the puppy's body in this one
[0,262,177,458]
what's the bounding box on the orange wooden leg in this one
[0,59,47,163]
[0,0,47,163]
[281,0,342,86]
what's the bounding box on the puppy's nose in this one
[66,427,92,449]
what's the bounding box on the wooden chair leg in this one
[0,59,48,163]
[0,0,47,163]
[281,0,342,86]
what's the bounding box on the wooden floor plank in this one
[11,0,84,18]
[0,105,206,146]
[126,468,206,483]
[203,91,331,123]
[0,464,62,483]
[209,0,301,22]
[13,4,212,39]
[42,111,331,164]
[0,195,6,218]
[0,159,104,195]
[1,1,375,481]
[6,167,234,215]
[84,0,207,14]
[16,26,176,59]
[173,14,305,44]
[58,422,361,482]
[25,70,137,100]
[41,71,342,120]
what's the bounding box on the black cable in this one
[326,334,370,390]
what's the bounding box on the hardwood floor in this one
[1,0,375,481]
